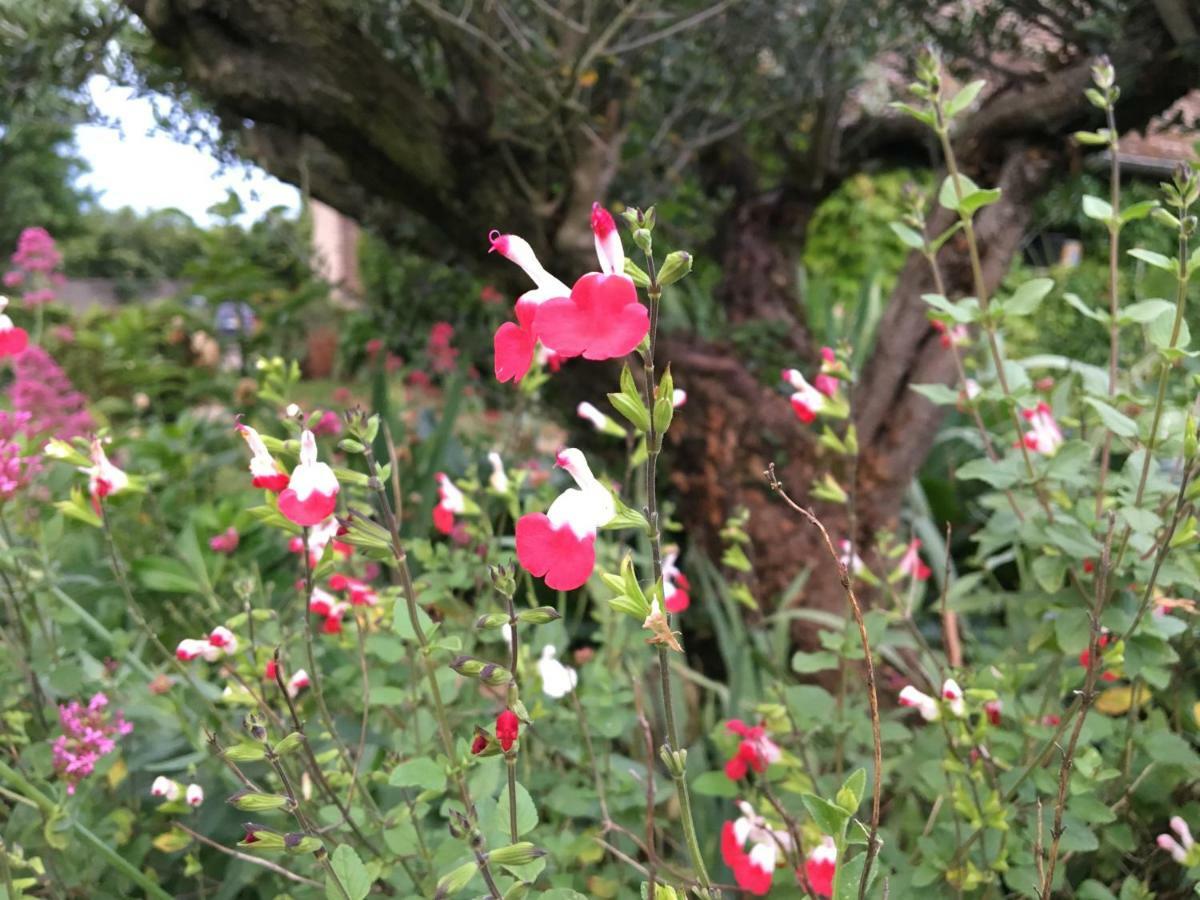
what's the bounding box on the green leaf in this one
[801,793,850,838]
[911,383,962,406]
[389,758,446,792]
[1084,398,1138,439]
[133,556,200,594]
[1141,730,1200,767]
[1120,299,1174,324]
[1063,292,1107,323]
[607,392,650,432]
[1148,305,1189,353]
[921,293,979,323]
[1004,278,1054,316]
[791,650,840,674]
[691,771,738,798]
[497,781,538,837]
[1127,248,1176,273]
[1119,200,1158,224]
[957,456,1019,489]
[889,221,925,250]
[888,101,936,127]
[328,845,371,900]
[837,768,867,812]
[834,849,867,900]
[1081,195,1113,221]
[944,79,985,118]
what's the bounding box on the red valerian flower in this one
[496,709,520,751]
[278,429,339,526]
[804,836,837,897]
[236,421,290,492]
[433,472,465,534]
[723,719,782,780]
[515,448,615,591]
[0,297,28,357]
[721,801,791,896]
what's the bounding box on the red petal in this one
[515,513,595,590]
[252,473,290,492]
[724,754,748,781]
[0,328,28,357]
[805,858,835,897]
[432,504,455,534]
[790,396,816,423]
[278,488,337,526]
[720,821,745,869]
[494,321,535,382]
[534,273,647,361]
[665,589,690,613]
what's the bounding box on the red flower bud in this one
[496,709,519,751]
[471,733,488,755]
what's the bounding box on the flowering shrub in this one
[1,52,1200,900]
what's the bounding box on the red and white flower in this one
[489,232,572,382]
[185,783,204,807]
[85,438,128,506]
[942,678,965,717]
[898,538,931,581]
[150,776,180,801]
[899,685,940,721]
[723,719,782,780]
[208,626,238,655]
[984,699,1002,726]
[308,586,338,617]
[536,645,578,699]
[672,388,687,408]
[175,638,219,662]
[329,573,378,607]
[932,319,969,348]
[814,347,841,398]
[782,368,826,424]
[433,472,465,534]
[1158,816,1198,865]
[277,430,339,526]
[287,669,310,698]
[721,801,791,896]
[576,401,624,436]
[804,836,837,897]
[0,297,28,357]
[515,448,614,590]
[662,546,691,613]
[236,421,289,492]
[1022,402,1063,455]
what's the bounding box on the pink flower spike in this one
[804,836,837,897]
[516,448,614,591]
[278,430,339,526]
[534,272,648,361]
[590,203,625,276]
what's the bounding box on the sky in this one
[74,77,300,224]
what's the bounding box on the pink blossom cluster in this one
[426,321,459,373]
[0,410,40,499]
[4,227,65,305]
[51,693,133,795]
[10,346,93,441]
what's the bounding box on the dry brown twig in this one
[766,463,884,900]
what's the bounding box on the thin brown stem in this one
[173,822,323,888]
[766,464,883,900]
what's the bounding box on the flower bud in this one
[274,732,305,756]
[450,655,486,677]
[633,228,652,255]
[489,564,517,598]
[475,612,512,630]
[488,842,545,867]
[229,790,293,812]
[496,709,520,751]
[436,860,480,898]
[516,606,561,625]
[656,251,692,287]
[284,832,322,854]
[479,662,514,686]
[238,824,287,850]
[623,258,652,288]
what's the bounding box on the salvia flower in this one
[515,448,614,590]
[0,297,28,357]
[662,546,691,613]
[897,539,931,581]
[185,783,204,807]
[721,801,791,896]
[1022,402,1064,455]
[576,401,625,437]
[329,573,377,607]
[209,526,239,554]
[942,678,966,717]
[1079,632,1119,682]
[278,430,339,526]
[85,438,128,509]
[984,699,1002,726]
[804,836,837,897]
[487,451,509,493]
[236,421,289,492]
[496,709,520,751]
[176,638,220,662]
[1158,816,1199,866]
[723,719,782,781]
[837,539,864,575]
[899,685,940,721]
[433,472,465,534]
[51,693,132,795]
[208,626,238,654]
[536,645,578,699]
[489,232,571,382]
[287,669,310,698]
[932,319,969,349]
[672,388,687,407]
[782,368,825,423]
[151,776,180,802]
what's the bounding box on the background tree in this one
[120,0,1200,618]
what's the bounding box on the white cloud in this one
[74,77,300,224]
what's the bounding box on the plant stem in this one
[638,248,714,896]
[766,466,883,900]
[173,821,324,888]
[571,688,611,823]
[1095,101,1123,518]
